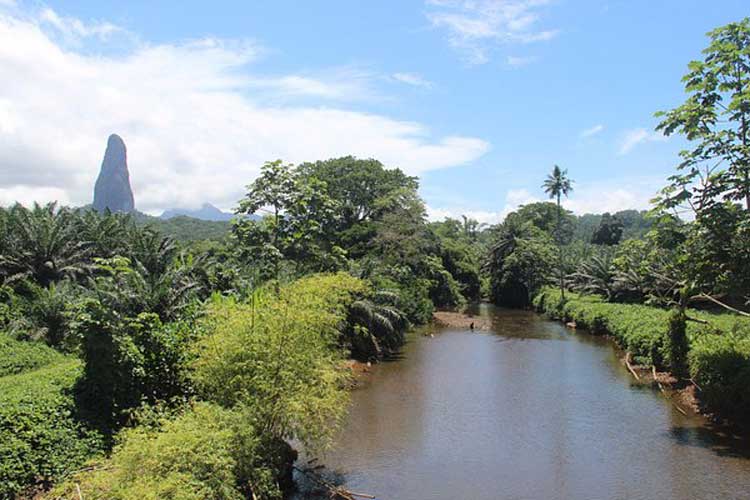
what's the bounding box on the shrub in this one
[47,403,291,500]
[73,301,196,429]
[661,309,689,378]
[192,273,365,451]
[0,361,105,499]
[0,333,67,377]
[689,329,750,423]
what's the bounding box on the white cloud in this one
[427,188,540,225]
[580,124,604,138]
[0,9,489,213]
[562,182,654,214]
[425,0,558,64]
[618,127,667,155]
[392,72,433,88]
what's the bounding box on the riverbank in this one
[534,287,750,428]
[433,310,492,330]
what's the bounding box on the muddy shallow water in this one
[298,304,750,500]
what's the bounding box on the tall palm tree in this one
[542,165,574,300]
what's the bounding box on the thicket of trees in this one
[0,157,485,499]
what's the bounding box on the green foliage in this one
[299,156,420,258]
[48,402,292,500]
[74,299,196,429]
[542,165,574,300]
[140,216,232,242]
[515,202,575,244]
[689,329,750,423]
[663,309,690,378]
[0,333,66,377]
[487,213,556,307]
[234,160,343,277]
[655,17,750,213]
[568,249,617,300]
[430,217,484,301]
[0,203,94,287]
[347,290,408,360]
[0,360,105,499]
[591,213,624,246]
[192,273,366,451]
[363,267,435,324]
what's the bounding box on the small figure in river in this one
[470,322,475,331]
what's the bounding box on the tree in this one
[542,165,574,300]
[298,157,420,257]
[234,160,341,279]
[654,19,750,309]
[515,202,575,243]
[655,18,750,213]
[0,203,92,287]
[486,213,555,307]
[591,213,624,245]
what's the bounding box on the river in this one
[298,304,750,500]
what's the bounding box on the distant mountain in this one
[160,203,235,221]
[93,134,135,213]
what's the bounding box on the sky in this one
[1,0,749,222]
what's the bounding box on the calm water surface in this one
[300,305,750,500]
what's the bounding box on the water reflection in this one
[297,305,750,500]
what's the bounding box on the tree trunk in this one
[557,192,565,301]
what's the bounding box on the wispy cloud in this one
[39,7,126,45]
[425,0,558,64]
[392,72,433,88]
[506,55,536,66]
[580,124,604,138]
[246,67,382,102]
[0,7,490,212]
[618,127,667,155]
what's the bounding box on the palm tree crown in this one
[542,165,573,200]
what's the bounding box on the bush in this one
[0,361,105,499]
[73,303,196,429]
[662,309,689,378]
[0,333,67,377]
[689,329,750,423]
[47,402,292,500]
[192,273,365,450]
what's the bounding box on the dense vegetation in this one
[3,16,750,500]
[0,157,483,498]
[486,19,750,426]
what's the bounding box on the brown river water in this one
[296,304,750,500]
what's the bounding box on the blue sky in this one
[1,0,749,221]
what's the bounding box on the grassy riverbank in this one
[533,288,750,425]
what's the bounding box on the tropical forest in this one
[2,3,750,500]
